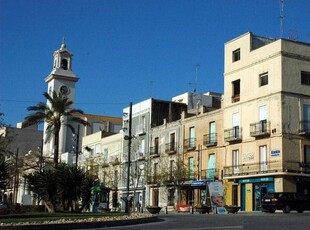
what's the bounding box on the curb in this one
[1,216,159,230]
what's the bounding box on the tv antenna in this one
[194,64,200,92]
[280,0,284,38]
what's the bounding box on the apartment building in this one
[181,105,224,207]
[223,32,310,211]
[80,131,123,211]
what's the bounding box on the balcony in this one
[165,142,177,155]
[203,133,217,147]
[299,121,310,135]
[136,124,146,136]
[137,152,145,161]
[110,156,120,165]
[150,146,160,158]
[184,138,196,151]
[231,94,240,103]
[201,168,220,180]
[147,175,159,185]
[224,127,242,142]
[223,161,310,177]
[250,120,270,137]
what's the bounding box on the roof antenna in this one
[194,64,200,93]
[280,0,284,38]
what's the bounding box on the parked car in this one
[261,192,310,213]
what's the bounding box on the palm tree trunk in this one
[54,126,60,168]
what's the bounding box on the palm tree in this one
[24,91,88,167]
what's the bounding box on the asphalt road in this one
[81,211,310,230]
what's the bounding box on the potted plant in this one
[224,205,240,214]
[146,206,162,214]
[195,205,211,214]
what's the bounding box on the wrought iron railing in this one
[223,161,310,177]
[165,142,177,154]
[203,133,217,146]
[150,146,160,157]
[184,138,196,151]
[250,120,270,137]
[201,168,220,180]
[224,127,242,142]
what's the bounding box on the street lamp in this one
[122,102,133,214]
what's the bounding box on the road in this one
[80,211,310,230]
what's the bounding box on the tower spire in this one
[61,36,66,49]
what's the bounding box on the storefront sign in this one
[238,177,273,184]
[271,150,280,157]
[191,180,207,186]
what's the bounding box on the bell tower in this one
[43,39,80,161]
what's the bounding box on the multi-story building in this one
[180,94,223,208]
[223,32,310,211]
[0,123,43,205]
[121,98,187,211]
[80,131,123,211]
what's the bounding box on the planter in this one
[146,206,162,214]
[195,206,211,214]
[224,205,240,214]
[179,206,190,212]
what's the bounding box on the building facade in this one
[223,32,310,211]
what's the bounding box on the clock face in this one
[60,85,70,95]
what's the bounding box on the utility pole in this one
[14,148,19,204]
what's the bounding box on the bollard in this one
[190,206,194,214]
[165,206,168,214]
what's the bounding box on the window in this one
[170,133,175,151]
[259,73,268,86]
[209,122,216,143]
[61,59,68,70]
[189,127,195,148]
[103,148,108,163]
[232,150,239,174]
[301,71,310,85]
[232,49,241,62]
[232,79,240,102]
[154,137,159,154]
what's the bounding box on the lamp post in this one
[123,102,133,214]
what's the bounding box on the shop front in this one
[238,177,274,211]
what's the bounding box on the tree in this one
[24,91,88,167]
[24,164,95,213]
[0,157,10,191]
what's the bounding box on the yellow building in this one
[223,32,310,211]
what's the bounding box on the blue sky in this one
[1,0,310,126]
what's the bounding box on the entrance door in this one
[254,184,268,211]
[152,188,159,207]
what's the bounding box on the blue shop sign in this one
[238,177,273,184]
[191,180,208,186]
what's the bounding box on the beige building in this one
[181,105,224,207]
[223,32,310,211]
[80,131,123,211]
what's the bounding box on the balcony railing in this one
[165,142,177,154]
[203,133,217,147]
[147,175,159,184]
[136,124,146,136]
[224,127,242,142]
[150,146,160,157]
[232,94,240,103]
[223,161,310,177]
[299,121,310,135]
[250,120,270,137]
[201,168,220,180]
[110,156,120,165]
[184,138,196,151]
